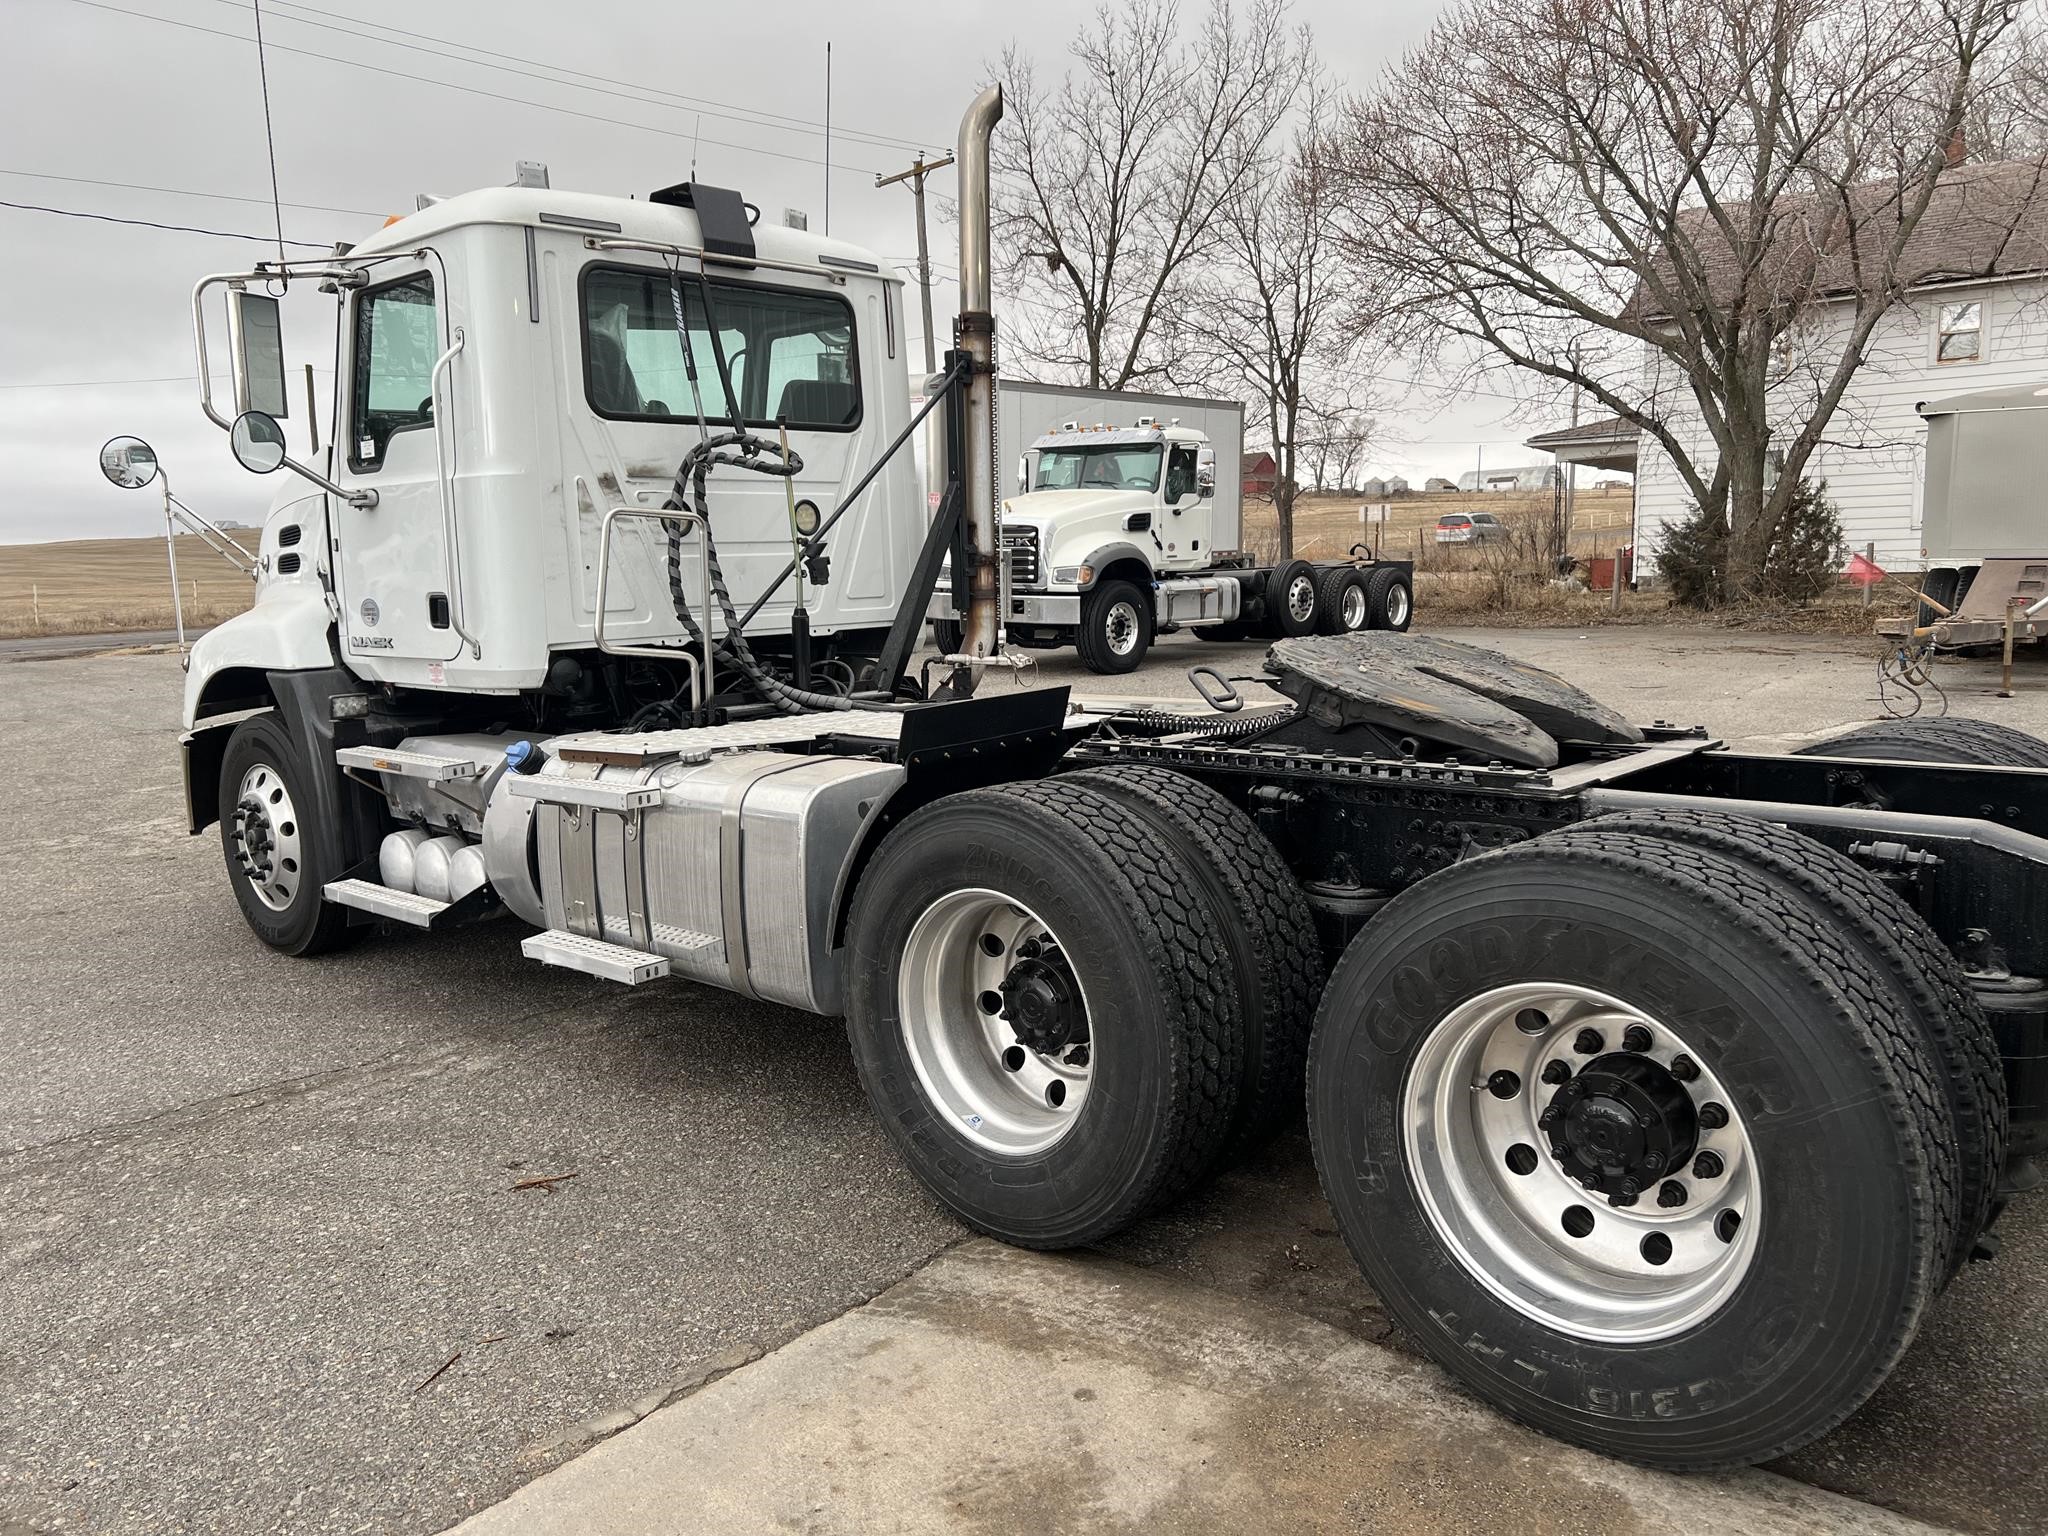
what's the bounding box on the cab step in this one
[521,929,672,985]
[322,878,449,928]
[335,745,485,782]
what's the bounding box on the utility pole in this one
[877,152,955,374]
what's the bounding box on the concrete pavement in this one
[447,1240,1950,1536]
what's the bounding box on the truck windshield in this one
[1033,445,1162,492]
[582,266,859,431]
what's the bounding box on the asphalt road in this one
[1,631,2045,1535]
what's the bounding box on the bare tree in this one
[991,0,1311,390]
[1182,72,1373,555]
[1332,0,2034,596]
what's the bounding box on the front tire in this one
[1308,831,1954,1468]
[844,782,1243,1246]
[217,713,354,956]
[1076,579,1153,674]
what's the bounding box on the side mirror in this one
[98,435,160,490]
[228,289,290,419]
[231,410,288,474]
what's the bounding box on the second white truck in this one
[931,395,1413,673]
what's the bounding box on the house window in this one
[1937,301,1982,364]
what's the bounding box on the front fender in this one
[1052,539,1155,588]
[182,585,340,729]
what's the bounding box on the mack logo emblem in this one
[349,635,395,650]
[359,597,380,627]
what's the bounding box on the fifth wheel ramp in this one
[444,1240,1949,1536]
[1265,632,1645,768]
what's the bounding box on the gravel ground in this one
[0,627,2043,1535]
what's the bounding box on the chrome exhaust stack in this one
[954,84,1004,673]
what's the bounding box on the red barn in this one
[1242,451,1278,498]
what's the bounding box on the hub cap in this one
[230,761,303,912]
[1104,600,1141,657]
[899,890,1094,1155]
[1403,982,1759,1342]
[1341,582,1367,629]
[1287,573,1317,622]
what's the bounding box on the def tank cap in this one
[505,740,546,775]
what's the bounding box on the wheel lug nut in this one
[1658,1180,1688,1208]
[1643,1151,1664,1172]
[1573,1028,1603,1055]
[1540,1060,1572,1086]
[1698,1101,1729,1130]
[1622,1025,1652,1053]
[1538,1105,1561,1127]
[1608,1190,1638,1207]
[1487,1070,1520,1099]
[1692,1150,1724,1179]
[1670,1054,1700,1082]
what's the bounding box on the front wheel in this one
[1308,830,1952,1468]
[1075,579,1153,674]
[217,712,354,955]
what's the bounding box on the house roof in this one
[1525,415,1637,449]
[1639,158,2048,317]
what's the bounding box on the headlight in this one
[1053,565,1089,586]
[793,499,822,536]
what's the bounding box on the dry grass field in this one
[0,486,1900,640]
[0,534,258,638]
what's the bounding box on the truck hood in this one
[1005,488,1158,526]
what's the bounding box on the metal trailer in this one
[1882,384,2048,648]
[132,88,2048,1474]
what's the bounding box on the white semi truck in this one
[929,381,1413,673]
[107,87,2048,1473]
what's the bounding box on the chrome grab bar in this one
[429,329,481,660]
[593,505,714,712]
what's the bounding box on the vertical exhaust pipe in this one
[955,84,1003,669]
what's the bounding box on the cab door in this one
[1161,441,1212,567]
[331,267,463,669]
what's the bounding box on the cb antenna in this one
[251,0,286,265]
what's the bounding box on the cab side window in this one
[1165,445,1198,502]
[350,273,438,472]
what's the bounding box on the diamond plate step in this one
[335,745,485,781]
[521,929,672,984]
[505,776,663,812]
[322,878,449,928]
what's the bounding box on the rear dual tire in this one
[843,773,1319,1246]
[1308,828,1956,1468]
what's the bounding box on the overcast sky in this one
[0,0,1577,544]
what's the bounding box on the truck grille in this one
[1003,526,1041,589]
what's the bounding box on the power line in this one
[211,0,941,157]
[0,197,331,247]
[0,167,385,221]
[63,0,899,179]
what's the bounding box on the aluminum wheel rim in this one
[1287,573,1317,622]
[899,889,1094,1155]
[1384,582,1410,628]
[1105,601,1141,657]
[231,761,303,912]
[1403,982,1760,1343]
[1340,582,1368,629]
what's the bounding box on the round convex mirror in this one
[230,411,288,475]
[98,435,160,490]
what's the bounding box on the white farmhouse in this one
[1535,161,2048,570]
